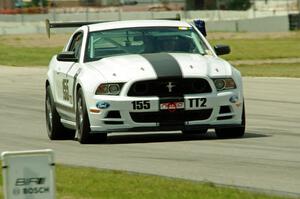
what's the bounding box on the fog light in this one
[229,95,239,103]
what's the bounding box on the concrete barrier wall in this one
[0,10,297,23]
[206,15,290,32]
[0,11,294,35]
[238,16,290,32]
[206,21,238,32]
[0,22,46,35]
[186,10,249,21]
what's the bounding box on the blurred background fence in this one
[0,0,299,34]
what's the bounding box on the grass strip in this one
[209,39,300,61]
[0,163,295,199]
[0,44,61,67]
[0,40,299,78]
[0,35,300,66]
[236,63,300,78]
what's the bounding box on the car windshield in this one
[85,27,209,62]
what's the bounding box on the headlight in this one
[213,78,236,91]
[95,83,124,95]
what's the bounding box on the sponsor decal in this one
[62,79,70,101]
[14,177,50,195]
[167,103,176,112]
[15,177,46,186]
[178,26,190,30]
[160,102,184,112]
[23,187,50,194]
[96,101,110,109]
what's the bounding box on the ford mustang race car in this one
[45,19,245,144]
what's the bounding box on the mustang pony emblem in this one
[166,82,176,93]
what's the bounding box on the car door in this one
[53,32,83,115]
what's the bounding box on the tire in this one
[182,128,208,135]
[215,103,246,139]
[76,88,107,144]
[45,86,75,140]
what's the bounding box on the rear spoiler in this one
[45,14,181,38]
[45,19,108,38]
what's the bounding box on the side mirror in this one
[57,51,78,62]
[214,45,231,56]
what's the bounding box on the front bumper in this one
[87,90,244,133]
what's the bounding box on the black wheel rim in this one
[46,95,53,134]
[77,96,84,139]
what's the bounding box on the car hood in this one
[86,53,233,82]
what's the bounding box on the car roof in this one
[88,20,192,32]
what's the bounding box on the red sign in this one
[160,102,184,112]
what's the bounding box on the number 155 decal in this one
[132,100,150,110]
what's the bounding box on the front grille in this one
[130,109,213,123]
[128,78,212,97]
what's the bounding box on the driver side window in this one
[68,32,83,60]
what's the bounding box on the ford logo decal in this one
[96,101,110,109]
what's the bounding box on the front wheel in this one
[76,88,107,144]
[215,104,246,139]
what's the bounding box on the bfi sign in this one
[1,149,55,199]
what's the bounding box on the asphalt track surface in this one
[1,66,300,197]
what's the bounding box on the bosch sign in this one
[1,149,55,199]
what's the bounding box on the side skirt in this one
[61,119,76,130]
[55,102,76,125]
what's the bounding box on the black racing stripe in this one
[142,53,185,127]
[141,53,182,79]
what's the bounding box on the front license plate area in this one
[158,99,185,126]
[160,101,184,112]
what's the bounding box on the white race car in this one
[45,19,245,144]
